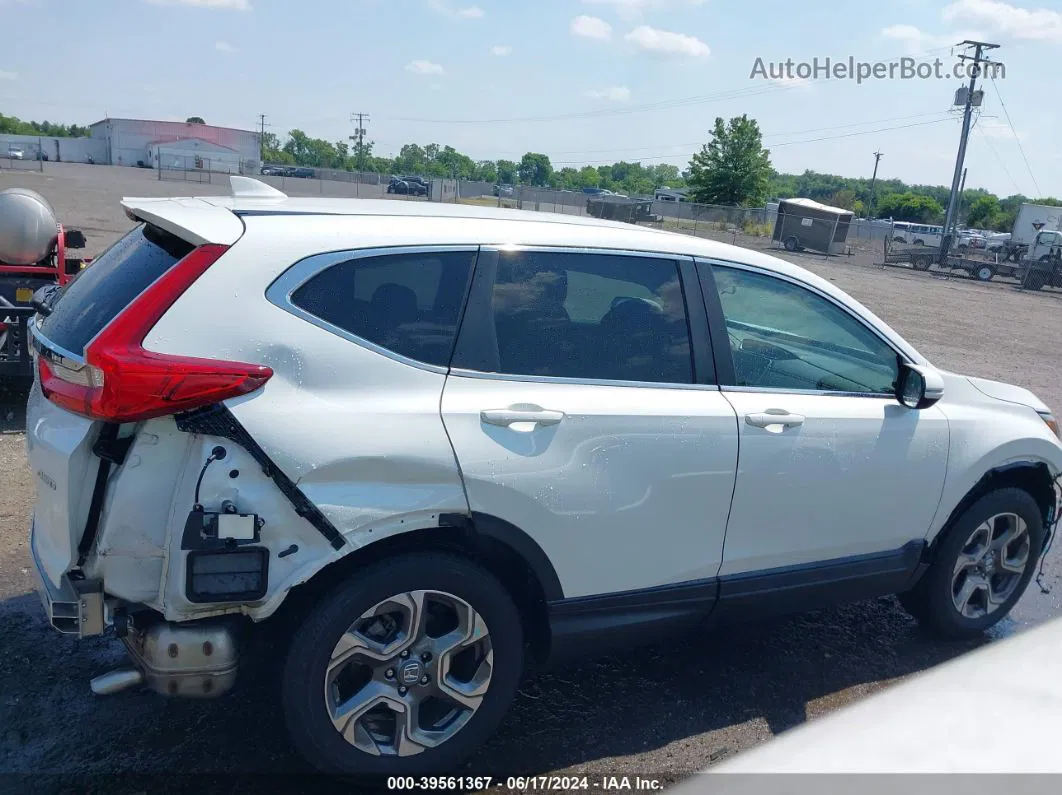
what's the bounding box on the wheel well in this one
[270,523,554,664]
[930,463,1056,558]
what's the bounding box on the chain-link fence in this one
[0,153,43,173]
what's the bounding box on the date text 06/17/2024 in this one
[386,776,666,791]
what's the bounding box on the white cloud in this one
[943,0,1062,42]
[215,40,237,53]
[625,25,710,57]
[976,116,1024,140]
[143,0,251,9]
[880,23,973,52]
[427,0,483,19]
[582,0,662,20]
[406,59,445,76]
[585,86,632,101]
[571,15,612,40]
[769,76,813,90]
[490,45,512,56]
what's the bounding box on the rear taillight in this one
[39,244,272,422]
[0,321,8,334]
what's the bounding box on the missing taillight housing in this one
[39,244,273,422]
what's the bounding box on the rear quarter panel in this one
[139,216,472,617]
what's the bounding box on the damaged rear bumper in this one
[30,519,105,638]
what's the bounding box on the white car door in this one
[441,248,739,599]
[701,261,949,578]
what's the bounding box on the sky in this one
[0,0,1058,197]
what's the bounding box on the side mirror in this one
[896,363,944,410]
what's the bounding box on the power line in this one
[972,116,1023,195]
[547,117,956,165]
[988,75,1042,198]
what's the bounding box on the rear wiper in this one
[31,284,62,317]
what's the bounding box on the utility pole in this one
[942,40,999,258]
[257,113,269,162]
[350,112,370,171]
[867,151,883,219]
[955,167,968,228]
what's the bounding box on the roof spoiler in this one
[230,176,287,200]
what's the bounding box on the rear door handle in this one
[745,410,805,429]
[481,407,566,428]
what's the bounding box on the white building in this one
[88,118,259,171]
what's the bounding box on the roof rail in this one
[230,176,287,200]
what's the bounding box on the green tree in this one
[518,152,553,186]
[473,160,497,182]
[875,192,944,223]
[687,115,772,206]
[965,195,1002,230]
[576,165,599,189]
[496,159,518,185]
[186,116,206,124]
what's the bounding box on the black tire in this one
[912,255,932,271]
[899,488,1045,638]
[783,235,799,252]
[975,265,995,282]
[282,552,524,778]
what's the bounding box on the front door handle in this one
[745,410,805,430]
[481,406,566,428]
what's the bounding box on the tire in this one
[898,488,1045,639]
[975,265,995,282]
[783,235,799,252]
[912,255,932,271]
[282,552,524,778]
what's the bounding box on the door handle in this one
[481,407,566,428]
[745,410,805,429]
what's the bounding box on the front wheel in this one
[783,235,799,252]
[282,553,524,778]
[899,488,1045,639]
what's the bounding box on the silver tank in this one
[0,187,59,265]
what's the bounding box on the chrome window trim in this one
[474,245,702,389]
[29,319,87,370]
[448,367,721,392]
[265,245,480,376]
[700,257,913,399]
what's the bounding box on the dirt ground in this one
[2,164,1062,793]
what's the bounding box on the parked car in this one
[260,165,286,176]
[291,167,316,179]
[957,230,987,251]
[386,177,412,195]
[987,232,1012,253]
[492,184,515,197]
[7,145,24,160]
[399,175,429,196]
[26,176,1062,779]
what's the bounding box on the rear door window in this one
[38,223,194,354]
[288,250,476,367]
[453,250,694,384]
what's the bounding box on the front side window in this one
[712,265,900,394]
[458,250,694,384]
[289,250,475,367]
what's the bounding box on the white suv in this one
[25,178,1062,777]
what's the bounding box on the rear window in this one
[289,250,475,367]
[39,224,194,354]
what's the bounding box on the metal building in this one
[88,118,259,170]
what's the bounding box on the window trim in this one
[697,257,912,399]
[449,244,717,391]
[264,244,479,374]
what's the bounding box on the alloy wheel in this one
[950,512,1031,619]
[324,590,493,757]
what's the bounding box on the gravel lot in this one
[2,164,1062,793]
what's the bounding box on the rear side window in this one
[289,250,475,367]
[39,224,194,354]
[455,250,693,384]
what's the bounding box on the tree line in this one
[4,109,1057,231]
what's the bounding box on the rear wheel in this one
[899,488,1044,638]
[282,553,523,778]
[912,255,932,271]
[975,264,995,282]
[783,235,799,252]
